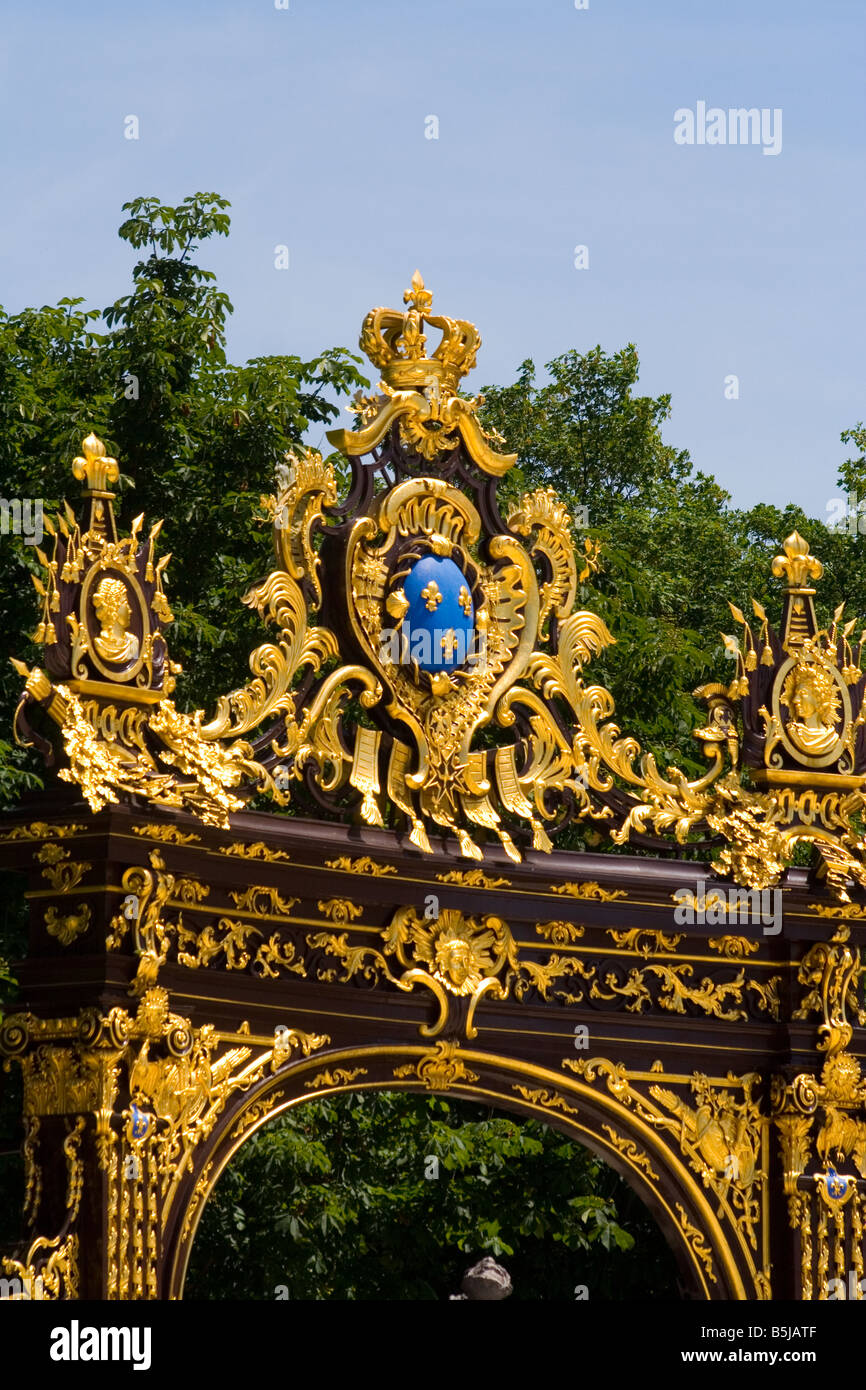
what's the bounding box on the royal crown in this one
[358,270,481,395]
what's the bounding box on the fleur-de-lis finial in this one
[771,531,823,592]
[403,269,433,314]
[72,433,120,496]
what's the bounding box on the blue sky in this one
[1,0,863,518]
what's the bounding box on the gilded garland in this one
[14,273,866,896]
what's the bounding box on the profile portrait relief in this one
[91,575,139,664]
[781,660,841,757]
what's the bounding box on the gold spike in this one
[9,658,29,677]
[34,547,50,569]
[728,602,746,624]
[42,514,55,538]
[30,573,46,596]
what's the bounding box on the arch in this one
[165,1043,747,1301]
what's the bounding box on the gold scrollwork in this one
[317,898,363,924]
[219,841,291,862]
[304,1067,368,1091]
[231,1095,280,1139]
[512,1084,579,1117]
[230,885,298,917]
[324,856,397,877]
[393,1042,479,1091]
[590,962,747,1021]
[676,1203,717,1285]
[436,870,511,889]
[708,936,760,959]
[606,928,683,957]
[132,825,201,845]
[36,843,91,893]
[601,1124,660,1181]
[44,903,91,946]
[552,882,627,902]
[535,920,585,945]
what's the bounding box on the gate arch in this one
[4,269,866,1304]
[167,1044,745,1302]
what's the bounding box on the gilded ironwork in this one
[0,995,327,1299]
[307,904,596,1037]
[36,842,91,893]
[512,1084,579,1117]
[606,928,683,957]
[44,903,91,947]
[393,1041,479,1090]
[304,1067,368,1090]
[6,269,866,1306]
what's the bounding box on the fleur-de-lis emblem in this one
[458,585,472,617]
[421,580,442,612]
[441,629,459,657]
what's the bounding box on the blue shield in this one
[400,555,475,674]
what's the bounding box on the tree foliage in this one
[185,1092,679,1301]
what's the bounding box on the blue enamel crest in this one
[130,1104,151,1140]
[824,1166,848,1200]
[401,554,475,673]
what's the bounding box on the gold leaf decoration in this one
[552,882,627,902]
[325,856,397,877]
[535,920,584,944]
[44,904,91,946]
[393,1042,479,1090]
[512,1085,579,1117]
[607,928,683,957]
[304,1067,368,1091]
[317,898,363,924]
[436,870,511,889]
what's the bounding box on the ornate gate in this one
[2,273,866,1301]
